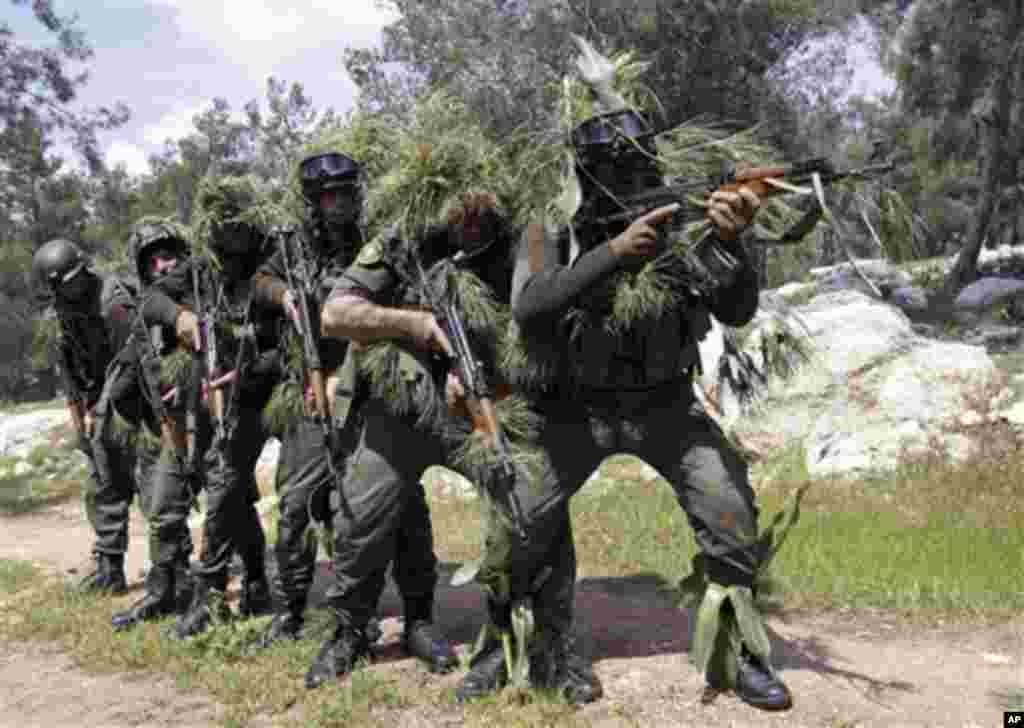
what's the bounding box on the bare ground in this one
[0,499,1021,728]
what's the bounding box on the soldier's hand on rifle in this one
[281,289,302,330]
[83,411,96,439]
[444,371,466,412]
[175,308,202,352]
[610,203,680,261]
[408,311,455,358]
[707,186,760,238]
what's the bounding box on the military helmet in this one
[299,151,362,205]
[193,175,265,258]
[129,218,189,283]
[570,109,658,173]
[33,238,88,290]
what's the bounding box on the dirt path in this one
[0,500,1021,727]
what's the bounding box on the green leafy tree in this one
[0,0,130,170]
[884,0,1024,294]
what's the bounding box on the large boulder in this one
[0,409,69,458]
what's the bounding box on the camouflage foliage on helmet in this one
[129,215,190,283]
[190,174,287,271]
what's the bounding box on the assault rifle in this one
[585,157,896,293]
[412,251,528,541]
[278,230,352,517]
[186,262,220,479]
[589,157,895,230]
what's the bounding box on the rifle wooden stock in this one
[308,368,329,419]
[67,399,87,439]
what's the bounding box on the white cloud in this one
[141,98,249,147]
[105,141,151,176]
[142,99,211,145]
[151,0,399,77]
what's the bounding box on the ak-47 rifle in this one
[210,297,257,465]
[412,250,528,540]
[278,230,352,517]
[586,157,897,292]
[187,260,217,478]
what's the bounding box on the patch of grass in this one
[0,398,65,415]
[0,559,38,593]
[0,473,82,516]
[998,687,1024,711]
[565,424,1024,615]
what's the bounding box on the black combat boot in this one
[734,646,792,710]
[530,632,603,705]
[304,626,372,690]
[168,576,233,640]
[455,599,512,703]
[77,553,127,594]
[238,544,272,618]
[238,577,272,618]
[111,564,176,631]
[401,595,457,673]
[454,637,507,703]
[173,554,195,613]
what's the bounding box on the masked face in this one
[54,266,94,304]
[319,185,361,227]
[146,244,182,281]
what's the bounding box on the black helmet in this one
[129,217,189,283]
[33,239,88,290]
[299,151,362,205]
[571,109,660,180]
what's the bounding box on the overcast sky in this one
[6,0,399,175]
[6,1,895,178]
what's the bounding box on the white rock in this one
[0,409,68,458]
[1000,401,1024,427]
[958,411,984,427]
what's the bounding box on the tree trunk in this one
[943,0,1024,297]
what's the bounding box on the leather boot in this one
[454,637,507,703]
[111,564,176,631]
[401,596,457,673]
[734,647,792,711]
[455,598,511,703]
[252,611,305,650]
[239,543,271,618]
[173,555,194,613]
[77,553,127,594]
[304,626,372,690]
[169,577,233,640]
[238,578,272,618]
[530,632,603,705]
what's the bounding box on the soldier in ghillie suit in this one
[314,191,525,689]
[32,238,153,594]
[249,151,446,665]
[456,38,799,710]
[166,176,282,639]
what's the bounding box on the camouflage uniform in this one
[460,108,793,710]
[307,212,518,689]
